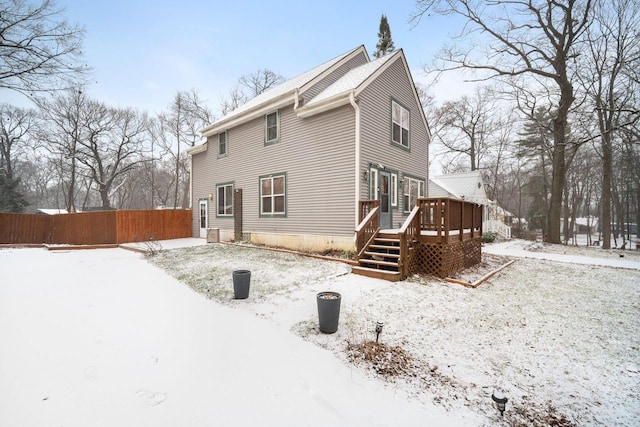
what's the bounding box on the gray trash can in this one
[232,270,251,299]
[317,291,341,333]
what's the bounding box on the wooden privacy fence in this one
[0,210,192,245]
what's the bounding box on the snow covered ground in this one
[1,239,639,426]
[0,245,476,427]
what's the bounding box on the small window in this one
[260,173,286,216]
[369,168,378,200]
[216,183,234,216]
[403,176,424,212]
[391,173,398,207]
[265,111,279,145]
[391,100,410,148]
[218,132,227,158]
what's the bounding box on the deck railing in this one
[356,200,380,257]
[398,204,420,277]
[417,198,482,243]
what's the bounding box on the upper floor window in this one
[218,131,227,158]
[217,183,234,216]
[391,100,410,149]
[265,111,279,145]
[403,176,424,212]
[260,173,286,216]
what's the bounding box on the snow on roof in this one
[37,208,69,215]
[304,51,399,107]
[429,171,487,204]
[201,46,366,134]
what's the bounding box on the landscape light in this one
[375,321,384,343]
[491,391,508,416]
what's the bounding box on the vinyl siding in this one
[191,103,356,238]
[358,58,430,225]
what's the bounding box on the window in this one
[260,173,286,216]
[216,183,233,216]
[369,168,378,200]
[391,173,398,207]
[265,111,279,145]
[391,100,410,148]
[403,176,425,212]
[218,131,227,158]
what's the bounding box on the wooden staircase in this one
[352,232,402,281]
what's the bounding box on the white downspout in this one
[350,91,360,229]
[293,88,300,110]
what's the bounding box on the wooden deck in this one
[354,198,483,280]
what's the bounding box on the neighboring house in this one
[36,209,70,215]
[428,171,512,239]
[188,45,430,251]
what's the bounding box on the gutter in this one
[201,91,297,137]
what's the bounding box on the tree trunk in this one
[601,133,612,248]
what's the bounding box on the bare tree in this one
[0,103,35,180]
[76,103,149,209]
[220,69,285,115]
[158,89,213,209]
[579,0,640,248]
[431,86,501,171]
[238,69,285,97]
[35,88,86,212]
[0,0,88,96]
[413,0,594,243]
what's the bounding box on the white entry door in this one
[199,200,208,238]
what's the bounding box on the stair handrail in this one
[355,206,380,258]
[398,204,421,278]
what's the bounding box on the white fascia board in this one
[201,92,297,137]
[187,142,208,156]
[295,91,352,118]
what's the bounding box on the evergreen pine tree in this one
[0,173,28,213]
[374,14,395,58]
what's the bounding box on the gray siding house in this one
[188,45,430,251]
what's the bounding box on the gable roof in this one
[199,45,367,138]
[428,171,488,204]
[191,45,431,154]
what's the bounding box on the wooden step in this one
[374,237,400,245]
[369,244,401,252]
[352,266,402,282]
[363,251,400,259]
[359,258,400,268]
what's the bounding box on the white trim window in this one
[217,183,233,216]
[392,100,410,148]
[391,173,398,207]
[260,174,286,215]
[218,131,227,158]
[403,177,425,212]
[369,168,378,200]
[265,111,279,144]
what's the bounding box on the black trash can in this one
[232,270,251,299]
[317,291,341,334]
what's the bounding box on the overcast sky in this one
[4,0,477,114]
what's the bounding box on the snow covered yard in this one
[0,246,474,427]
[150,240,640,426]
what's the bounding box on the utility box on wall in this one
[206,228,220,243]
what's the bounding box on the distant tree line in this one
[414,0,639,248]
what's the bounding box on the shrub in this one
[482,232,496,243]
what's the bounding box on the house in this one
[428,171,512,239]
[188,45,430,253]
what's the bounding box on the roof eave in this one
[201,91,297,137]
[295,91,352,118]
[187,141,208,156]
